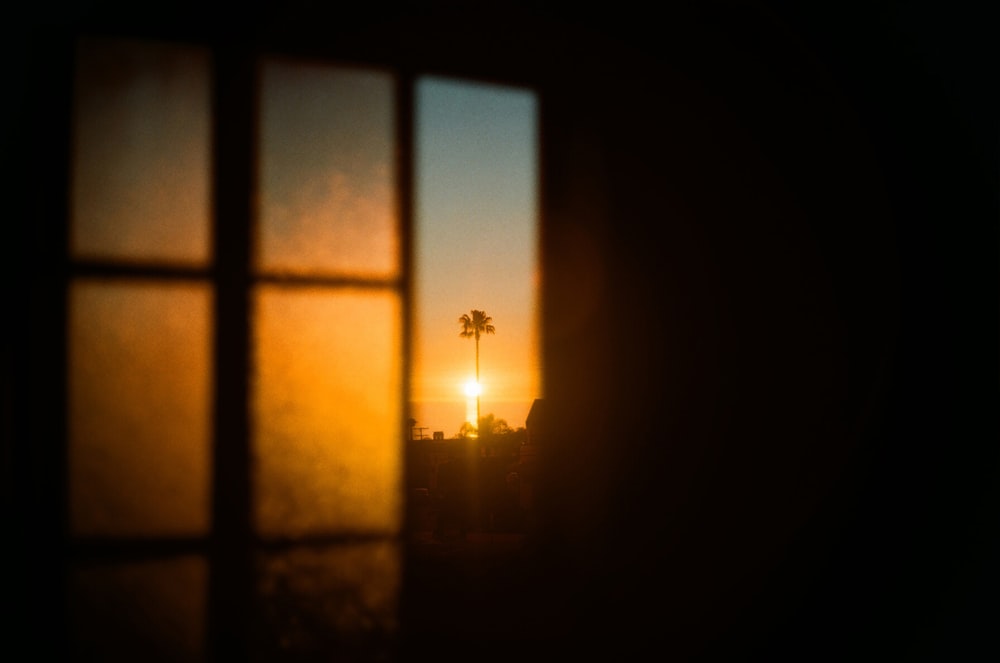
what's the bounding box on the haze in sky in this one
[412,76,540,437]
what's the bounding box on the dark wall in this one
[535,2,997,659]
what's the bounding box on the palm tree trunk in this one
[475,335,481,429]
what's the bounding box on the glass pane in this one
[70,556,207,662]
[70,36,211,265]
[69,280,212,536]
[252,287,402,537]
[412,77,540,437]
[257,59,397,278]
[251,542,400,660]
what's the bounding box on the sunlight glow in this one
[463,378,481,398]
[464,378,481,435]
[69,280,211,536]
[252,287,402,537]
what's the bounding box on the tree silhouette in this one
[458,309,495,433]
[477,413,511,437]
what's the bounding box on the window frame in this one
[49,35,416,658]
[33,25,544,658]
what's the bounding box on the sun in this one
[463,378,481,398]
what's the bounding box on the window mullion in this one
[208,41,256,660]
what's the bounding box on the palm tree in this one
[458,309,496,432]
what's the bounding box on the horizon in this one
[409,399,536,439]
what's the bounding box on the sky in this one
[412,76,540,436]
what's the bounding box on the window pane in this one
[412,77,540,436]
[70,556,207,662]
[69,280,212,536]
[252,287,402,537]
[257,59,398,278]
[70,36,211,265]
[251,542,399,659]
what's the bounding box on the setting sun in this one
[464,378,480,432]
[463,378,481,398]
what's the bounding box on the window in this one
[60,33,539,660]
[67,36,404,660]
